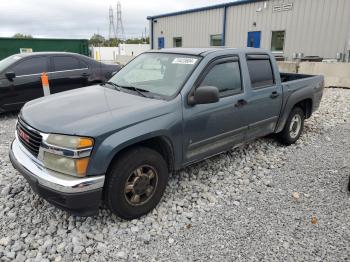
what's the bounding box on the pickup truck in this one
[9,48,324,219]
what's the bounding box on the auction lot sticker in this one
[172,58,198,65]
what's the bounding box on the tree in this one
[88,34,150,47]
[105,38,122,47]
[13,33,33,39]
[125,38,149,44]
[89,34,105,46]
[144,37,150,44]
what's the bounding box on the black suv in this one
[0,52,120,112]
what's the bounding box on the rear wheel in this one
[104,147,169,220]
[278,107,305,145]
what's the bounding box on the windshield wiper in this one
[102,81,121,91]
[102,82,151,98]
[118,85,149,98]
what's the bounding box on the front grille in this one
[17,117,42,157]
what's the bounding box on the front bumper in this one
[9,138,105,216]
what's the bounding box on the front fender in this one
[87,110,182,176]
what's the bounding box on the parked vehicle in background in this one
[9,48,324,219]
[0,52,120,113]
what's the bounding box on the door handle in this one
[235,99,248,108]
[270,91,279,99]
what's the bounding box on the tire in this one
[104,147,169,220]
[278,107,305,145]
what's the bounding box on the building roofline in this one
[0,37,88,41]
[147,0,265,20]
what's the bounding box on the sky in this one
[0,0,230,39]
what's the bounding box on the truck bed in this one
[278,72,324,134]
[280,72,315,83]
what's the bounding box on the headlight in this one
[43,152,90,177]
[42,134,94,177]
[46,134,93,149]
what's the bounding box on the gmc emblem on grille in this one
[18,128,30,144]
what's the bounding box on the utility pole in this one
[108,6,117,40]
[116,1,126,41]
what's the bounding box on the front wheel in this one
[104,147,169,220]
[278,107,305,145]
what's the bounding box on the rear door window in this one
[53,56,82,71]
[246,55,274,89]
[11,57,47,76]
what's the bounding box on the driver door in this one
[182,56,249,164]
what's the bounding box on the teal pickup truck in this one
[9,48,324,219]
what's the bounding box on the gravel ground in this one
[0,88,349,262]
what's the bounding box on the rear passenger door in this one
[49,55,89,94]
[183,56,249,164]
[244,54,283,140]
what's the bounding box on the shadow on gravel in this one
[0,112,18,120]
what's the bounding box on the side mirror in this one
[5,71,16,81]
[188,86,219,106]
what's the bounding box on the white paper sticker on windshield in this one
[172,58,198,65]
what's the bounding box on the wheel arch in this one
[294,98,313,119]
[275,97,313,133]
[105,134,175,176]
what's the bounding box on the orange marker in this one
[41,72,50,96]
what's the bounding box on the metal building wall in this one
[150,0,350,60]
[225,0,350,59]
[151,8,224,49]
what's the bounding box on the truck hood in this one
[21,85,170,136]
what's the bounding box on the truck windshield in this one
[0,55,22,73]
[108,53,201,98]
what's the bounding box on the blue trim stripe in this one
[147,0,264,20]
[222,6,227,46]
[150,20,154,49]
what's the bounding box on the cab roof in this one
[147,47,269,57]
[148,47,235,56]
[13,51,85,57]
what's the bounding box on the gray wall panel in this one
[150,0,350,60]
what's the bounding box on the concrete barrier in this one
[299,62,350,88]
[98,55,134,66]
[115,55,134,65]
[277,61,298,73]
[278,61,350,88]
